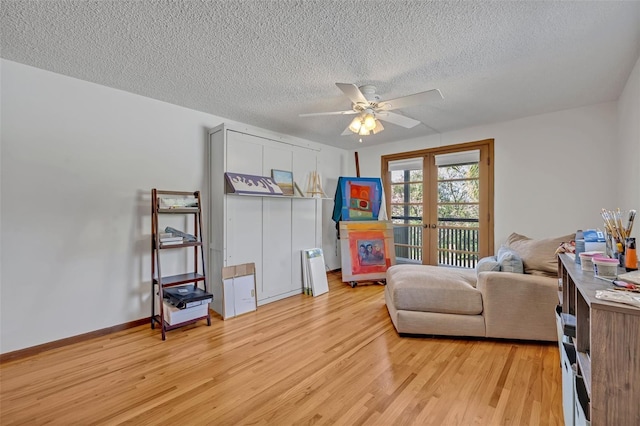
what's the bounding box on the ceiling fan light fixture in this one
[300,82,442,139]
[363,113,376,131]
[348,116,362,133]
[372,119,384,134]
[358,126,370,136]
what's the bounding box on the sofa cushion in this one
[386,265,482,315]
[497,246,524,274]
[506,232,575,277]
[476,256,501,273]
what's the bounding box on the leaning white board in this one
[222,263,257,319]
[303,248,329,297]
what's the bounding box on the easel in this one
[305,171,327,198]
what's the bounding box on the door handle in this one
[431,224,437,228]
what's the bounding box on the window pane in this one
[391,205,404,218]
[391,169,423,184]
[407,184,423,203]
[437,180,479,203]
[438,221,479,229]
[438,164,479,180]
[437,204,479,220]
[390,170,407,183]
[409,170,423,181]
[391,205,423,218]
[391,184,423,203]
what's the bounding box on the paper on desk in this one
[618,270,640,285]
[595,289,640,308]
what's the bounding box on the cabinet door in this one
[226,196,263,294]
[261,197,293,301]
[260,145,294,300]
[291,149,320,290]
[226,131,263,174]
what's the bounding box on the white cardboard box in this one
[163,301,208,325]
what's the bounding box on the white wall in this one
[617,55,640,216]
[1,55,634,353]
[0,60,347,353]
[352,102,619,246]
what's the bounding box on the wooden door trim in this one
[381,139,495,263]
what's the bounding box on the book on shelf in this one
[161,240,184,246]
[159,232,174,239]
[164,226,197,242]
[160,236,183,242]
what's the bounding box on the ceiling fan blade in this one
[377,89,443,111]
[376,112,421,128]
[299,110,357,117]
[335,83,369,105]
[341,125,353,136]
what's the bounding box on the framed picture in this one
[339,221,396,282]
[271,169,294,196]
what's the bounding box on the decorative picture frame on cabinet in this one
[271,169,294,196]
[224,172,284,195]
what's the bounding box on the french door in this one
[381,140,494,268]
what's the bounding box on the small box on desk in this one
[583,229,606,253]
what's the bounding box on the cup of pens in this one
[601,208,636,266]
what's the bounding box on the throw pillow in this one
[506,232,576,277]
[497,246,524,274]
[476,256,501,274]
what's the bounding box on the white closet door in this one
[262,198,293,300]
[225,131,263,295]
[225,196,262,290]
[291,149,319,291]
[261,145,293,301]
[226,131,263,174]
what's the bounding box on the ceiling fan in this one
[299,83,443,137]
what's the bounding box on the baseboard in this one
[0,317,150,363]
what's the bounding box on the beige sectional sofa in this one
[385,232,574,341]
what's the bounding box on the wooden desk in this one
[558,254,640,425]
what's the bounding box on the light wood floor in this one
[0,271,563,425]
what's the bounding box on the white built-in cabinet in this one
[207,124,323,316]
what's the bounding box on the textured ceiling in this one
[2,1,639,149]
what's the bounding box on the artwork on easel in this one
[339,221,396,282]
[332,177,383,222]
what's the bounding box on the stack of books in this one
[162,286,213,325]
[159,232,183,246]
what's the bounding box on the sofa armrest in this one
[477,271,559,341]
